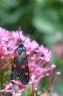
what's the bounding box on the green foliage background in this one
[0,0,63,95]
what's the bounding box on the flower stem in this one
[0,70,5,96]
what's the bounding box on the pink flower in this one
[52,93,59,96]
[40,93,60,96]
[0,27,60,96]
[0,89,15,96]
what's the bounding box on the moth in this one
[11,27,29,85]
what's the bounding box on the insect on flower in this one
[11,27,34,85]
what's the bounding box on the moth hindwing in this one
[11,43,29,85]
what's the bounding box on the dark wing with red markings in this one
[11,44,29,85]
[18,52,29,85]
[11,51,18,80]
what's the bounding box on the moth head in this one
[18,44,25,55]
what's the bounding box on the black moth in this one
[11,27,29,85]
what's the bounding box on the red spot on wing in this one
[22,52,26,58]
[21,65,26,69]
[24,72,29,76]
[25,64,28,66]
[13,64,16,68]
[13,51,17,57]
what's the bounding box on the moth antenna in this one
[18,26,21,44]
[18,26,35,44]
[22,28,35,43]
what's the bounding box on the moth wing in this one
[18,52,29,85]
[11,51,18,80]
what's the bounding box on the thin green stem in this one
[0,70,5,96]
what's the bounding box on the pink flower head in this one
[40,93,60,96]
[56,72,61,76]
[0,27,60,96]
[0,89,15,96]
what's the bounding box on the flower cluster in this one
[0,27,60,96]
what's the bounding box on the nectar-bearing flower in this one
[0,27,60,96]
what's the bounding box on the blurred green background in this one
[0,0,63,95]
